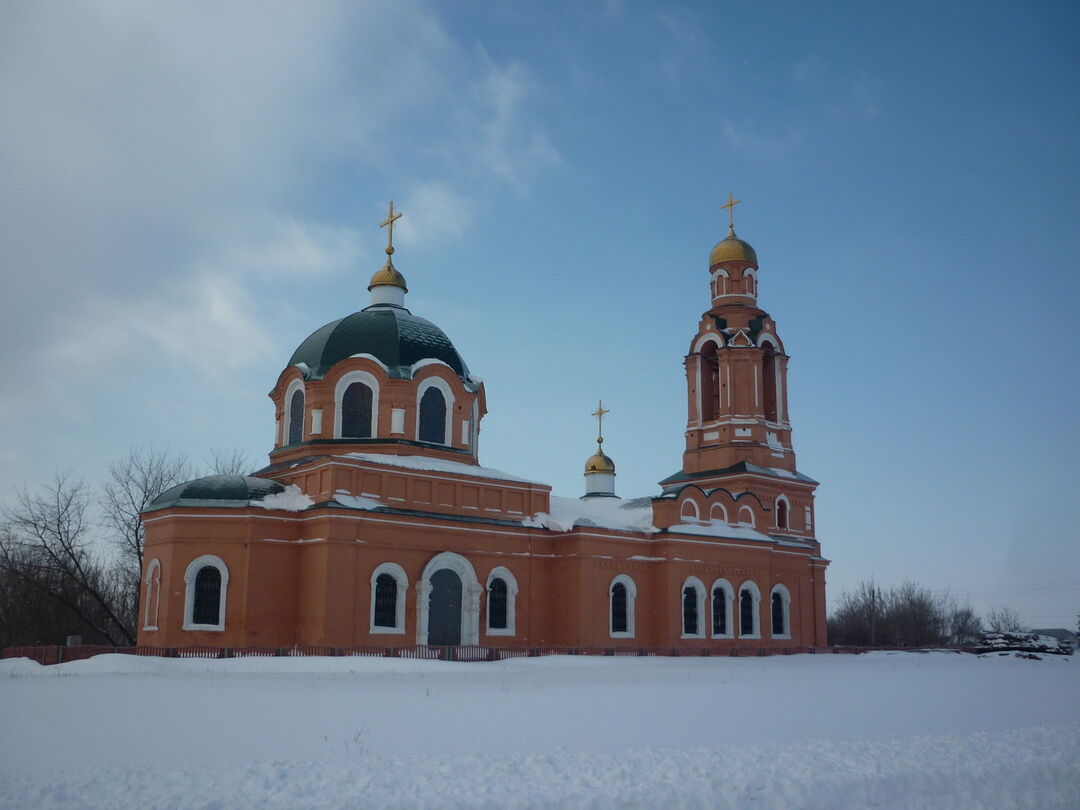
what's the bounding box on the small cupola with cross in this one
[368,200,409,308]
[582,400,618,499]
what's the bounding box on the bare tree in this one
[1,474,134,645]
[986,605,1024,633]
[207,447,255,477]
[829,579,983,647]
[101,447,191,581]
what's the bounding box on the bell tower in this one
[681,195,797,479]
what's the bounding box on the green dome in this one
[147,475,284,511]
[288,306,469,380]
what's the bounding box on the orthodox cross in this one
[592,400,610,444]
[720,192,741,230]
[380,200,403,253]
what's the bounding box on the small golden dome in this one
[585,447,616,475]
[709,225,758,267]
[368,258,408,292]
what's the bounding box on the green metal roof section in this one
[659,461,818,488]
[146,475,285,511]
[288,305,469,381]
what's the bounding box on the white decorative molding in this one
[484,566,519,637]
[333,370,381,439]
[415,376,455,445]
[737,580,761,639]
[142,559,161,631]
[391,408,405,435]
[283,378,306,446]
[182,555,229,632]
[710,578,735,639]
[370,562,408,634]
[770,583,792,639]
[680,576,706,639]
[609,574,637,638]
[311,409,323,436]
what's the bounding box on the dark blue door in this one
[428,569,462,646]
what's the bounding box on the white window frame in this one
[183,555,229,632]
[710,578,735,639]
[774,494,791,530]
[770,583,792,640]
[709,503,728,523]
[369,562,408,634]
[143,558,161,631]
[283,378,306,447]
[737,580,761,639]
[744,268,758,297]
[609,574,637,639]
[737,505,756,527]
[334,370,380,439]
[415,376,455,446]
[484,566,519,637]
[680,576,706,639]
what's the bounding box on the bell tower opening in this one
[700,341,720,422]
[762,344,778,423]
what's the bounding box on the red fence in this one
[1,643,980,666]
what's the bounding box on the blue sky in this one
[2,1,1078,627]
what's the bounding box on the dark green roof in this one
[146,475,284,511]
[289,305,469,380]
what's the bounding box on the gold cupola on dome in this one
[709,192,757,267]
[368,200,409,307]
[582,401,618,499]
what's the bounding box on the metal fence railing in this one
[2,642,1004,666]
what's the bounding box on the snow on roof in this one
[251,484,314,512]
[333,492,384,511]
[526,496,776,543]
[669,519,772,542]
[524,496,658,533]
[339,453,546,485]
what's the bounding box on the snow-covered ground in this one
[1,651,1077,808]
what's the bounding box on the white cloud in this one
[396,183,473,249]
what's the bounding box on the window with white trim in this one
[770,584,791,639]
[681,577,705,638]
[370,563,408,634]
[485,567,518,636]
[286,385,305,446]
[609,574,636,638]
[737,505,755,527]
[341,382,374,438]
[711,579,734,638]
[183,555,228,631]
[738,580,761,639]
[680,499,700,523]
[143,559,161,630]
[775,495,790,530]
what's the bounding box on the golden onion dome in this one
[368,252,408,292]
[585,446,616,475]
[709,225,758,268]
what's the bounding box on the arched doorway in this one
[428,569,463,646]
[417,552,481,646]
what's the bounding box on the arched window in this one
[485,567,518,636]
[488,579,508,629]
[373,574,397,628]
[776,496,789,530]
[682,577,705,638]
[711,579,734,638]
[610,574,636,638]
[183,555,228,631]
[770,584,791,639]
[762,344,778,423]
[419,387,446,444]
[680,499,700,523]
[737,505,755,527]
[700,341,720,421]
[370,563,408,634]
[143,559,161,630]
[287,388,305,445]
[738,581,761,638]
[710,503,728,523]
[341,382,374,439]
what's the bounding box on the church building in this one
[137,197,828,650]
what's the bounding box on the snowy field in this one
[1,652,1077,809]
